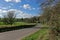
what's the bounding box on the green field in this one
[0,22,36,28]
[0,22,4,25]
[0,22,35,25]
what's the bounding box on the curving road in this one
[0,24,41,40]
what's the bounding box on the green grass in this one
[22,24,49,40]
[0,22,5,25]
[0,22,36,28]
[22,29,48,40]
[0,22,24,25]
[22,24,60,40]
[0,22,36,25]
[13,22,36,25]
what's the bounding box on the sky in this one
[0,0,41,18]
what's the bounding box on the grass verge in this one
[22,28,48,40]
[22,24,60,40]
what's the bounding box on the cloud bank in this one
[4,0,21,3]
[0,9,33,18]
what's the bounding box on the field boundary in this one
[0,24,36,33]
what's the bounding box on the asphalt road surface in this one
[0,24,41,40]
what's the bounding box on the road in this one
[0,24,41,40]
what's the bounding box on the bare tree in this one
[3,11,16,25]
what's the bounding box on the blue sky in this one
[0,0,41,18]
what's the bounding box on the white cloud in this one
[0,9,7,17]
[20,6,22,8]
[1,7,8,10]
[32,8,35,10]
[0,9,33,18]
[8,6,11,8]
[0,9,7,13]
[10,3,14,6]
[16,12,33,18]
[12,9,33,18]
[4,0,21,3]
[15,0,21,3]
[23,4,31,10]
[2,7,7,9]
[0,15,2,17]
[23,4,36,10]
[4,0,11,2]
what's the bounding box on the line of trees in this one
[39,0,60,40]
[0,11,40,25]
[16,16,40,23]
